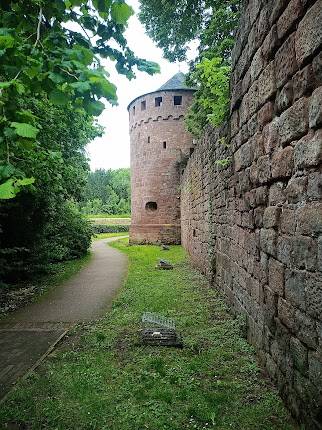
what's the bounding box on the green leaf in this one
[0,81,13,89]
[111,2,134,25]
[0,177,35,200]
[0,34,14,49]
[49,89,69,106]
[70,81,91,93]
[93,0,111,13]
[11,122,39,139]
[0,179,16,199]
[86,99,105,116]
[136,60,160,75]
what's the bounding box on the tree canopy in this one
[0,0,159,199]
[139,0,240,135]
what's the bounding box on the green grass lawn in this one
[0,241,295,430]
[93,232,129,240]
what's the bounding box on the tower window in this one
[133,106,135,115]
[146,201,158,212]
[174,95,182,105]
[141,100,146,110]
[190,147,194,156]
[163,141,167,149]
[148,136,150,143]
[155,96,162,107]
[193,229,196,237]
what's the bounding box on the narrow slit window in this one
[141,100,146,110]
[163,141,167,149]
[155,96,162,107]
[174,95,182,106]
[133,106,136,115]
[190,147,194,156]
[148,136,150,143]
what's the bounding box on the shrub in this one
[91,224,129,234]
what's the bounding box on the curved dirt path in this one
[0,237,128,399]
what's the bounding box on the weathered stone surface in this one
[257,155,271,183]
[275,33,298,89]
[278,297,296,331]
[263,206,281,228]
[285,176,307,203]
[305,272,322,319]
[269,182,286,206]
[293,65,315,101]
[276,81,293,114]
[295,309,317,349]
[313,51,322,85]
[285,269,306,310]
[290,337,308,374]
[263,119,280,154]
[279,98,308,146]
[260,228,277,256]
[271,146,294,179]
[297,203,322,236]
[292,236,317,271]
[262,24,279,61]
[269,258,284,295]
[234,142,253,172]
[258,101,274,128]
[308,352,322,388]
[307,172,322,200]
[277,0,303,40]
[309,86,322,129]
[258,62,276,106]
[295,1,322,65]
[294,129,322,168]
[280,208,296,235]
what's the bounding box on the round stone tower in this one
[128,72,195,244]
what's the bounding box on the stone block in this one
[263,206,281,228]
[295,1,322,66]
[293,65,315,102]
[260,228,277,256]
[262,24,279,61]
[257,155,271,184]
[297,203,322,236]
[307,172,322,200]
[258,101,274,128]
[263,118,280,154]
[234,141,253,172]
[248,81,260,118]
[280,208,296,235]
[296,309,317,349]
[250,48,265,83]
[270,0,290,25]
[309,86,322,129]
[276,81,293,114]
[290,337,308,374]
[277,0,303,40]
[277,235,293,265]
[285,176,307,203]
[268,257,284,295]
[308,352,322,389]
[305,272,322,319]
[319,237,322,272]
[285,269,306,310]
[271,146,294,179]
[275,33,298,89]
[269,182,286,206]
[278,297,296,331]
[258,62,276,105]
[292,236,317,271]
[255,186,268,206]
[279,98,308,146]
[294,129,322,169]
[313,51,322,85]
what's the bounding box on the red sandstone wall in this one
[181,0,322,427]
[129,90,194,244]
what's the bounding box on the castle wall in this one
[129,90,194,244]
[181,0,322,427]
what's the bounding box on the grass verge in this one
[0,240,295,430]
[0,252,92,316]
[93,232,129,240]
[86,213,131,219]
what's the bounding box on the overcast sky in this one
[86,0,193,171]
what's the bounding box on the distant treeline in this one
[80,168,131,215]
